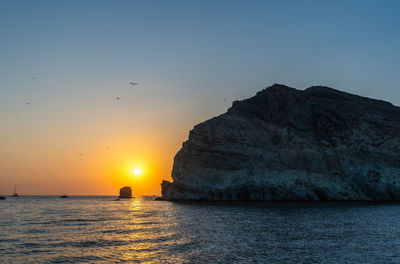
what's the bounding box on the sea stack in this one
[119,186,133,198]
[161,84,400,201]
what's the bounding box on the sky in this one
[0,0,399,195]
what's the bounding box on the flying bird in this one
[26,102,30,105]
[116,97,121,101]
[224,98,226,102]
[129,82,139,86]
[32,77,37,80]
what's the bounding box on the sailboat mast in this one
[12,185,19,196]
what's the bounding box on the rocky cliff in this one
[162,84,400,201]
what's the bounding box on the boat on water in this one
[12,186,19,197]
[60,195,69,198]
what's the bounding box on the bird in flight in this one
[32,77,37,80]
[129,82,139,86]
[26,102,30,105]
[224,98,226,102]
[116,97,121,101]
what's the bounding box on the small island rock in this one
[119,186,132,198]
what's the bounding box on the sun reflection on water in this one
[116,197,183,263]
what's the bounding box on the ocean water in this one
[1,197,400,263]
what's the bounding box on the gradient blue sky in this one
[1,0,399,195]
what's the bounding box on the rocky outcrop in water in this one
[161,84,400,201]
[119,186,132,198]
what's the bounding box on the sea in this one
[1,196,400,263]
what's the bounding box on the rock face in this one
[119,186,132,198]
[162,84,400,201]
[161,180,172,197]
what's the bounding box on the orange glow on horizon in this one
[0,103,191,196]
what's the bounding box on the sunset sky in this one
[1,0,400,195]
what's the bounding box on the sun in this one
[132,168,142,176]
[125,162,147,179]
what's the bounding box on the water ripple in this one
[2,197,400,263]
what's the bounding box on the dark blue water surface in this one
[1,196,400,263]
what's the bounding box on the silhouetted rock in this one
[119,186,132,198]
[161,180,172,197]
[162,84,400,201]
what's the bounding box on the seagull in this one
[116,97,121,101]
[32,77,37,80]
[106,146,111,149]
[26,102,30,105]
[79,153,83,156]
[129,82,139,86]
[224,98,226,102]
[196,96,200,100]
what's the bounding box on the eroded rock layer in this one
[162,84,400,200]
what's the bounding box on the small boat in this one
[12,186,19,197]
[0,196,5,200]
[60,195,69,198]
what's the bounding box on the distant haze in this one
[0,0,399,195]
